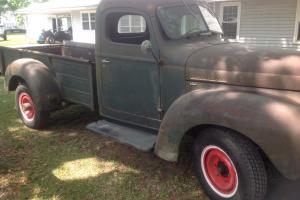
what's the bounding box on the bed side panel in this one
[51,58,97,110]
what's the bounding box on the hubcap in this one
[201,145,238,198]
[19,92,36,122]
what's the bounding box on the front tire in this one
[194,128,267,200]
[16,84,48,129]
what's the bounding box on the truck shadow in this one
[1,104,300,200]
[32,106,300,199]
[0,104,206,200]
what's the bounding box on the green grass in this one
[0,34,31,47]
[0,76,207,200]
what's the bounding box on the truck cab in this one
[95,0,223,130]
[4,0,300,200]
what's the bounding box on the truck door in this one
[97,10,161,129]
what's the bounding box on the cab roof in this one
[98,0,207,16]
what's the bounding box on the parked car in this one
[1,0,300,200]
[37,29,72,44]
[0,26,26,41]
[5,28,26,34]
[0,25,7,40]
[37,29,56,44]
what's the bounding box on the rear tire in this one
[16,84,48,129]
[194,128,267,200]
[46,36,55,44]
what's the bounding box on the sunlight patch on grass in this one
[52,157,137,181]
[0,34,32,47]
[0,171,28,196]
[8,127,22,132]
[30,187,62,200]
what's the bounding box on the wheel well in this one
[8,76,26,91]
[179,124,281,176]
[184,124,262,149]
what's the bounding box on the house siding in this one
[22,10,96,44]
[216,0,300,50]
[25,14,53,43]
[71,10,96,44]
[239,0,298,49]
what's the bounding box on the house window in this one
[118,15,146,33]
[297,22,300,41]
[294,0,300,41]
[220,2,241,39]
[81,12,96,31]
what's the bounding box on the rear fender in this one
[5,58,61,111]
[155,88,300,180]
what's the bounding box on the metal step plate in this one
[86,120,157,151]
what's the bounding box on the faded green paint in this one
[2,46,97,111]
[2,0,300,181]
[4,59,61,112]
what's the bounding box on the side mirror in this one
[141,40,152,54]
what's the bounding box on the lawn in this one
[0,76,207,200]
[0,34,30,47]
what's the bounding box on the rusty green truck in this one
[2,0,300,199]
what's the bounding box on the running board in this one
[86,120,157,151]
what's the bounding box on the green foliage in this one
[0,0,29,13]
[16,14,25,25]
[0,0,48,13]
[8,0,30,10]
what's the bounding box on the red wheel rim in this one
[201,146,238,198]
[19,92,36,122]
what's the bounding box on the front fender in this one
[5,58,61,111]
[155,87,300,180]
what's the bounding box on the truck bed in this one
[0,42,98,111]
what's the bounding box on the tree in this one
[0,0,28,14]
[0,0,47,26]
[0,0,47,14]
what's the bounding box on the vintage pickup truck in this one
[2,0,300,199]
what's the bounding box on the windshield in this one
[157,4,222,40]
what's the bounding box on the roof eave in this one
[17,5,97,14]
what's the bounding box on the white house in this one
[0,11,18,28]
[18,0,146,44]
[19,0,300,50]
[210,0,300,50]
[17,0,101,43]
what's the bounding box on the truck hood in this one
[187,43,300,91]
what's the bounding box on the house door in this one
[52,18,57,32]
[220,2,241,40]
[98,11,161,129]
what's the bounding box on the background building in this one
[0,11,18,29]
[17,0,100,43]
[210,0,300,50]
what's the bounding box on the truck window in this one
[106,13,149,45]
[118,15,146,33]
[158,5,222,40]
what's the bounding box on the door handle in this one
[102,59,111,63]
